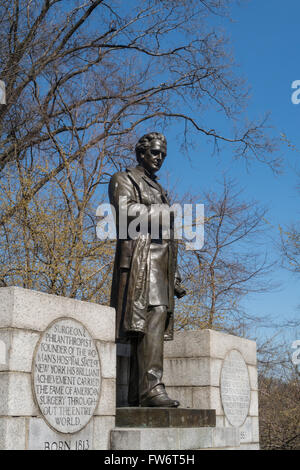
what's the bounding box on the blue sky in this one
[228,0,300,333]
[156,0,300,334]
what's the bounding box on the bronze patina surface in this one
[109,133,186,408]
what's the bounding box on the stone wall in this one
[0,286,116,450]
[116,329,259,450]
[163,330,259,450]
[0,287,260,450]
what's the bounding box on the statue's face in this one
[139,139,166,175]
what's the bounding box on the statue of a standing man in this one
[109,132,186,407]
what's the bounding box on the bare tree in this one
[174,179,276,332]
[0,138,115,302]
[0,0,280,228]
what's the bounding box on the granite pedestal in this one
[0,287,260,450]
[0,286,116,450]
[116,330,259,450]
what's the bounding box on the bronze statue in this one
[109,132,186,407]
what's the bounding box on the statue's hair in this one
[135,132,167,162]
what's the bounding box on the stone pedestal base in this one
[111,425,243,451]
[116,407,216,428]
[116,329,260,450]
[163,330,259,447]
[111,407,259,450]
[0,287,260,450]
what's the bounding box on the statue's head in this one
[135,132,167,175]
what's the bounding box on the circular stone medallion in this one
[32,318,101,434]
[220,349,250,427]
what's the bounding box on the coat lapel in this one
[127,167,169,204]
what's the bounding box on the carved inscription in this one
[220,349,250,427]
[28,418,93,450]
[33,318,101,433]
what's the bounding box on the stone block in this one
[72,298,115,342]
[248,365,258,390]
[212,427,240,448]
[115,408,216,428]
[165,357,222,387]
[0,333,9,369]
[216,415,225,427]
[252,416,259,443]
[111,426,241,450]
[164,330,257,366]
[140,428,179,450]
[28,418,93,450]
[0,288,14,327]
[0,417,26,450]
[0,329,39,372]
[111,429,141,450]
[164,386,193,408]
[111,428,183,451]
[0,287,71,330]
[249,390,259,416]
[95,378,116,416]
[178,427,213,450]
[93,416,115,450]
[164,330,211,358]
[191,386,210,409]
[0,339,5,366]
[0,372,38,416]
[192,386,223,415]
[97,341,116,379]
[238,417,253,444]
[210,358,223,386]
[0,286,115,342]
[225,415,259,445]
[209,330,257,365]
[163,357,210,386]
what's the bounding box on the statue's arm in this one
[109,172,170,228]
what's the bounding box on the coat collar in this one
[135,165,158,181]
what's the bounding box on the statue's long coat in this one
[108,166,180,342]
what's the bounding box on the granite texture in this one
[111,426,240,450]
[0,286,115,341]
[116,328,259,450]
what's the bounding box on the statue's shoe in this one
[140,393,180,408]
